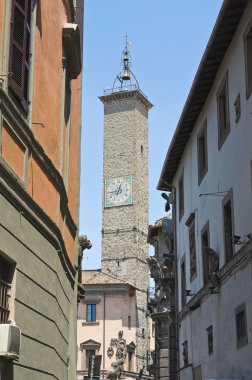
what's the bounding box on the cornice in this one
[178,245,252,323]
[83,284,131,294]
[0,88,77,236]
[99,90,153,110]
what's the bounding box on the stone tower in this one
[99,41,153,371]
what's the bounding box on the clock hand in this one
[116,182,122,195]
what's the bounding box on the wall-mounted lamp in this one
[186,289,194,297]
[161,193,170,212]
[233,233,251,245]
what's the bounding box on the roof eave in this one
[157,0,248,189]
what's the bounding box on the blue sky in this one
[80,0,223,269]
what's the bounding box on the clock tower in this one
[99,40,153,371]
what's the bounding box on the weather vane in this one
[125,32,132,48]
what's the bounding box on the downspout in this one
[103,289,106,377]
[172,186,180,380]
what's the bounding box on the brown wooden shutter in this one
[9,0,31,105]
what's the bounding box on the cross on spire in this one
[124,33,132,48]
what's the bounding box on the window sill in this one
[82,321,100,326]
[218,125,230,150]
[198,168,208,186]
[246,86,252,100]
[237,337,248,349]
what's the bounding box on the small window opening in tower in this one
[141,145,143,154]
[117,261,120,267]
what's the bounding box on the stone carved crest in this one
[77,235,92,284]
[78,235,92,258]
[106,331,127,380]
[205,247,219,273]
[147,256,162,283]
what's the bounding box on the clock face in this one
[104,176,133,208]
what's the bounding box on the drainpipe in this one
[172,187,180,380]
[103,289,106,377]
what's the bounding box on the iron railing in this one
[103,84,148,99]
[0,279,10,323]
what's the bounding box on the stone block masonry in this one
[100,90,153,371]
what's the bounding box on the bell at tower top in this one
[112,33,139,90]
[99,35,153,110]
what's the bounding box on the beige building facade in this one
[77,271,154,380]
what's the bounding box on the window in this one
[86,349,95,370]
[64,75,71,125]
[182,340,188,366]
[178,171,184,220]
[201,222,210,285]
[152,322,155,337]
[193,366,202,380]
[235,303,248,349]
[80,340,101,371]
[128,315,131,330]
[181,258,186,308]
[244,22,252,98]
[86,304,96,322]
[0,257,14,324]
[188,216,197,280]
[9,0,32,111]
[63,75,71,186]
[223,193,233,263]
[207,326,213,355]
[234,93,241,123]
[128,351,133,371]
[197,120,208,183]
[0,280,10,324]
[127,342,136,371]
[217,73,230,149]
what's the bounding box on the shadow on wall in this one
[36,0,42,37]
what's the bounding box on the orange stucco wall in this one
[28,155,58,222]
[59,207,65,237]
[67,77,81,221]
[32,0,67,171]
[31,0,81,236]
[29,0,81,263]
[1,121,25,180]
[0,0,82,266]
[65,221,75,264]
